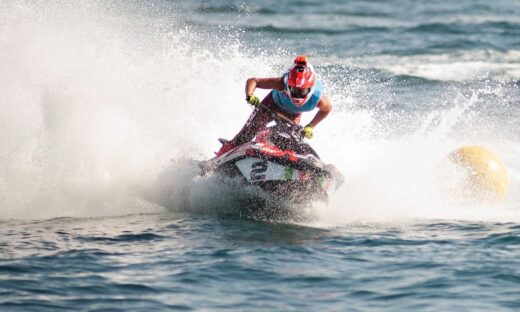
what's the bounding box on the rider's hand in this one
[246,95,260,107]
[303,125,313,139]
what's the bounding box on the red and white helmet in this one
[286,55,316,107]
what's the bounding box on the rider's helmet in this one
[286,55,316,107]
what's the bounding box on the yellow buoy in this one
[448,145,509,201]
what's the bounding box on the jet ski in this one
[200,105,344,204]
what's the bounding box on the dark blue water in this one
[1,0,520,310]
[1,214,520,311]
[180,0,520,55]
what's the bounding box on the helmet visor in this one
[289,86,311,99]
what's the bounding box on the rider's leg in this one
[215,92,300,156]
[214,93,274,157]
[230,92,278,144]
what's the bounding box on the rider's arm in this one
[245,77,285,97]
[308,96,332,128]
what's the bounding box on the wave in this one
[407,21,520,35]
[195,4,275,15]
[194,5,392,18]
[245,24,389,35]
[318,50,520,82]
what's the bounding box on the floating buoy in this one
[448,146,508,201]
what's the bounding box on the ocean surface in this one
[1,0,520,310]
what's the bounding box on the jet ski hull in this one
[201,143,342,204]
[201,105,344,208]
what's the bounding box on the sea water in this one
[1,0,519,310]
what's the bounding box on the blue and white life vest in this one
[272,74,323,114]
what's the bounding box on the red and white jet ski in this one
[200,106,343,204]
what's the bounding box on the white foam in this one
[311,89,520,225]
[0,1,519,224]
[0,1,274,219]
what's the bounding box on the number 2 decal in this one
[250,160,268,182]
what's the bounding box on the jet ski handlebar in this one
[256,104,304,142]
[257,104,301,129]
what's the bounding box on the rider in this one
[216,55,332,157]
